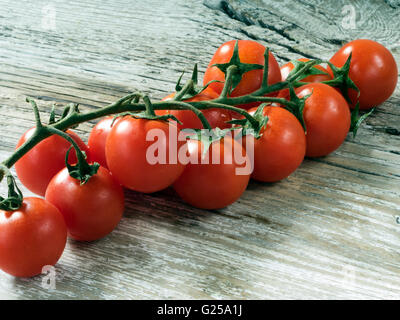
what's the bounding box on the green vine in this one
[0,41,372,211]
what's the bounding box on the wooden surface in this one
[0,0,399,299]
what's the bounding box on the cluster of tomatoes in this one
[0,39,397,278]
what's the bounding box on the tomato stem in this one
[157,100,213,130]
[26,97,43,128]
[174,79,194,101]
[261,47,270,88]
[143,96,156,117]
[0,52,356,191]
[220,65,238,98]
[0,164,23,211]
[0,92,296,171]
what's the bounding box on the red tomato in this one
[278,58,332,99]
[173,136,250,209]
[45,166,124,241]
[244,106,306,182]
[158,88,232,130]
[0,197,67,277]
[296,83,351,157]
[15,129,90,196]
[106,116,185,193]
[328,39,398,110]
[203,40,281,109]
[88,117,120,169]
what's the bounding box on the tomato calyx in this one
[350,102,375,138]
[174,64,221,101]
[0,164,23,211]
[326,54,359,103]
[229,103,269,138]
[65,147,100,185]
[182,127,234,157]
[212,40,263,95]
[286,59,329,83]
[283,84,309,131]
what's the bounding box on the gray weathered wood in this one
[0,0,399,299]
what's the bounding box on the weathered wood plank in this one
[0,0,399,299]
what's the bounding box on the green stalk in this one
[219,65,237,98]
[1,91,299,169]
[0,56,346,176]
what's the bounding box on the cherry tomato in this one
[173,136,250,209]
[45,166,124,241]
[328,39,398,110]
[158,88,232,130]
[296,83,351,157]
[106,116,185,193]
[244,106,306,182]
[0,197,67,277]
[88,117,120,169]
[15,129,90,196]
[203,40,281,109]
[278,58,332,99]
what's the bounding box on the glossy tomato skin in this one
[106,116,185,193]
[245,106,306,182]
[158,89,231,130]
[278,58,332,99]
[203,40,281,109]
[45,166,124,241]
[173,136,250,209]
[15,129,90,196]
[328,39,398,110]
[0,197,67,277]
[296,83,351,157]
[88,117,120,169]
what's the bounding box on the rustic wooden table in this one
[0,0,399,300]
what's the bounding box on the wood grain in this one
[0,0,399,299]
